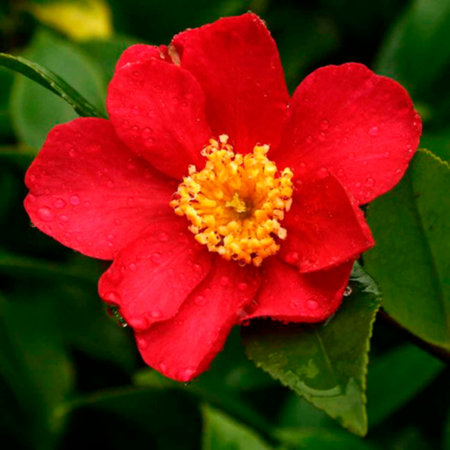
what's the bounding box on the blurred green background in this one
[0,0,449,449]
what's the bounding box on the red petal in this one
[245,257,353,323]
[280,172,374,272]
[107,56,212,180]
[135,258,261,381]
[24,118,175,260]
[274,63,422,204]
[172,13,289,154]
[115,44,168,70]
[98,220,213,331]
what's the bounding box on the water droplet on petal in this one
[320,119,329,130]
[107,180,114,188]
[129,263,136,270]
[369,126,379,136]
[137,335,149,350]
[317,168,328,179]
[37,207,55,222]
[28,194,36,203]
[159,362,167,372]
[158,232,169,242]
[151,252,162,264]
[285,252,300,264]
[220,276,230,286]
[238,282,249,291]
[365,177,375,187]
[306,299,319,310]
[106,234,115,241]
[128,316,149,330]
[54,199,66,209]
[178,368,195,382]
[60,215,69,222]
[70,195,80,205]
[194,295,206,306]
[151,309,162,319]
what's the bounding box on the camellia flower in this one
[25,13,421,381]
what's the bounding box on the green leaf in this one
[0,292,74,449]
[366,344,444,427]
[445,411,450,450]
[275,428,381,450]
[202,404,274,450]
[364,150,450,349]
[375,0,450,98]
[134,370,275,443]
[9,29,106,148]
[420,132,450,162]
[242,263,382,437]
[78,35,139,85]
[62,387,202,450]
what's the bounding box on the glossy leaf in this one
[366,344,444,427]
[9,29,106,148]
[202,404,274,450]
[364,150,450,349]
[242,263,382,436]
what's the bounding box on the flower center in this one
[170,135,294,266]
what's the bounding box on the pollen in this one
[170,135,294,267]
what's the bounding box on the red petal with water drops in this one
[135,258,261,381]
[244,257,353,323]
[107,56,211,180]
[172,13,289,155]
[24,118,175,260]
[115,44,168,70]
[273,63,422,204]
[98,219,213,331]
[280,172,374,273]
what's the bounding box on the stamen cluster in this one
[170,135,294,266]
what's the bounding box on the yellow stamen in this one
[170,136,294,267]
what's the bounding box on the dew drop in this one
[365,177,375,187]
[159,362,167,372]
[137,335,149,350]
[320,119,329,130]
[178,368,195,382]
[37,207,55,222]
[306,135,313,144]
[317,167,328,179]
[60,215,69,222]
[151,309,162,319]
[28,194,36,203]
[54,199,66,209]
[107,180,115,188]
[220,276,230,286]
[306,299,319,310]
[193,263,202,273]
[344,285,352,297]
[238,282,249,291]
[194,295,206,306]
[285,252,300,264]
[369,126,379,136]
[70,195,80,205]
[158,232,169,242]
[103,291,121,303]
[128,316,149,330]
[151,252,162,264]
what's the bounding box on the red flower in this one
[24,13,421,381]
